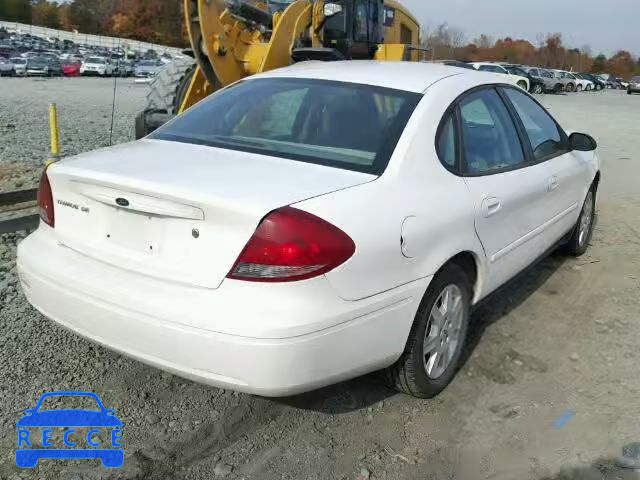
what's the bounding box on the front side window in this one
[459,88,525,174]
[151,78,421,175]
[502,87,566,161]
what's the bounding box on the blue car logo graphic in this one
[15,391,123,468]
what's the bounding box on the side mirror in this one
[569,132,597,152]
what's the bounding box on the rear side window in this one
[151,78,421,175]
[459,89,525,174]
[437,114,457,168]
[502,88,566,161]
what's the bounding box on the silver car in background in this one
[0,58,14,76]
[520,67,564,93]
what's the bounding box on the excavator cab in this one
[298,0,385,61]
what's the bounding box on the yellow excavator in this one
[135,0,422,138]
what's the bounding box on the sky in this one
[402,0,640,56]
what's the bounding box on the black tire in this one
[563,187,596,257]
[135,57,197,139]
[566,83,575,93]
[628,90,633,95]
[146,57,196,115]
[533,84,544,94]
[385,264,472,398]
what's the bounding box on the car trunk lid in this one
[47,139,374,289]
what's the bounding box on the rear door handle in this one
[482,197,502,218]
[548,175,559,192]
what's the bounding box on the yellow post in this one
[47,103,60,166]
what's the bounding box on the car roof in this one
[254,61,491,93]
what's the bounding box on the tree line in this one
[1,0,184,47]
[2,2,639,78]
[423,23,640,79]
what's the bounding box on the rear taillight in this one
[228,207,355,282]
[37,167,54,228]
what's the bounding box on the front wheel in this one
[563,188,596,257]
[386,264,471,398]
[566,83,575,92]
[517,80,528,90]
[533,84,544,94]
[576,84,583,92]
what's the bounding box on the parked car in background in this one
[18,62,600,398]
[471,62,530,91]
[80,56,114,77]
[134,59,164,78]
[10,57,27,76]
[628,76,640,94]
[618,78,629,89]
[576,73,605,91]
[430,60,476,70]
[503,65,545,94]
[46,57,63,77]
[114,59,134,77]
[598,74,622,89]
[26,57,55,76]
[562,71,594,92]
[62,60,81,77]
[0,57,14,76]
[0,43,13,59]
[520,67,563,93]
[547,70,576,92]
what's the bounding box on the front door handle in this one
[548,175,559,192]
[482,197,502,218]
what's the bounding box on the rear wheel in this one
[517,80,528,90]
[135,57,197,139]
[563,188,596,257]
[533,84,544,94]
[386,264,471,398]
[566,83,575,92]
[576,84,583,92]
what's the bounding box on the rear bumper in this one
[17,228,428,396]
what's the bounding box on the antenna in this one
[108,0,118,146]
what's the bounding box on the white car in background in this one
[9,57,27,76]
[80,56,114,77]
[554,70,594,92]
[471,62,530,91]
[18,62,600,398]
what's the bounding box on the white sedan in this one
[18,62,600,398]
[471,62,530,92]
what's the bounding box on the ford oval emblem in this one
[115,197,130,207]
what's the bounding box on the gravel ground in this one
[1,79,640,480]
[0,77,146,191]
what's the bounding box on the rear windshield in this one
[151,78,422,175]
[86,57,104,63]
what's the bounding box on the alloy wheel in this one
[578,191,594,247]
[423,285,464,379]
